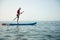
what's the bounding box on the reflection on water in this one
[0,21,60,40]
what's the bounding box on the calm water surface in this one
[0,21,60,40]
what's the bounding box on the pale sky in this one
[0,0,60,21]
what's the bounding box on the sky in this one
[0,0,60,21]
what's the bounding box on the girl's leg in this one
[16,17,19,33]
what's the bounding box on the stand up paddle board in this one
[2,22,37,26]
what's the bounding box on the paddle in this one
[12,11,24,21]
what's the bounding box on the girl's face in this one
[19,8,21,10]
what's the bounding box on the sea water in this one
[0,21,60,40]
